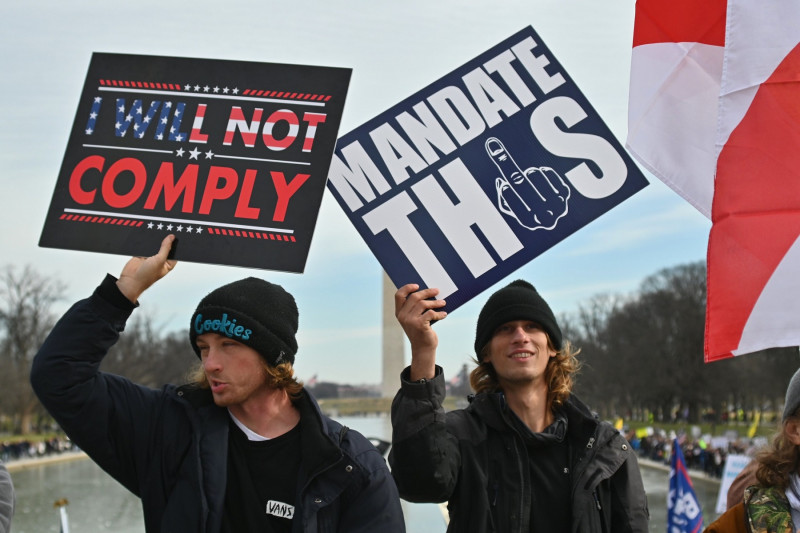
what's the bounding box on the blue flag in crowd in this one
[667,438,704,533]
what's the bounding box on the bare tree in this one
[567,260,799,425]
[0,265,65,434]
[101,316,196,388]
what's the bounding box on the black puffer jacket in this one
[390,366,648,532]
[31,275,404,533]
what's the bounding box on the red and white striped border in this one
[207,228,296,242]
[99,80,183,90]
[242,89,332,101]
[60,213,145,226]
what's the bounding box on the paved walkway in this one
[637,456,722,485]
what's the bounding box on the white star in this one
[94,96,102,103]
[133,123,140,131]
[147,222,154,229]
[118,104,125,112]
[175,134,183,141]
[177,225,184,232]
[176,148,185,157]
[161,117,168,125]
[157,133,164,140]
[174,109,181,117]
[157,223,164,230]
[90,112,97,119]
[196,226,204,234]
[187,226,194,233]
[166,101,173,108]
[213,86,220,93]
[144,116,151,123]
[115,122,122,129]
[203,85,210,92]
[85,128,93,135]
[184,84,191,91]
[120,131,127,137]
[138,132,145,138]
[126,114,133,122]
[166,224,174,231]
[136,106,143,115]
[232,87,239,94]
[170,126,176,134]
[205,150,214,159]
[189,148,201,160]
[223,87,230,94]
[193,85,200,91]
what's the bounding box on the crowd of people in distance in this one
[0,436,76,463]
[626,429,760,479]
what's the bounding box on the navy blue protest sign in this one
[326,26,648,311]
[40,53,351,272]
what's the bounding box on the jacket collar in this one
[293,389,345,480]
[468,390,599,435]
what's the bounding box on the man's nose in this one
[203,348,222,371]
[511,326,529,341]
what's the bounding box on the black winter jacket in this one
[389,366,648,532]
[31,275,404,533]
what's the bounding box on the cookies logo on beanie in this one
[193,313,253,342]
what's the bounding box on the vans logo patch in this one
[266,500,294,520]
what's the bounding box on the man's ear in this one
[785,418,800,446]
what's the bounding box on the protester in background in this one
[390,279,649,532]
[0,461,14,533]
[705,367,800,532]
[30,235,404,533]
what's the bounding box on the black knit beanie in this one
[474,279,562,355]
[189,277,298,366]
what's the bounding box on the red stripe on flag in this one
[706,43,800,359]
[633,0,727,47]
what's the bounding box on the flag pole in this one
[54,498,70,533]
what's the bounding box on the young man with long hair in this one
[390,279,648,532]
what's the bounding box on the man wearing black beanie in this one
[389,280,648,532]
[31,234,404,533]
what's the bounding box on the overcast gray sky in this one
[0,0,710,385]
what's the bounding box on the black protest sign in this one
[40,53,351,272]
